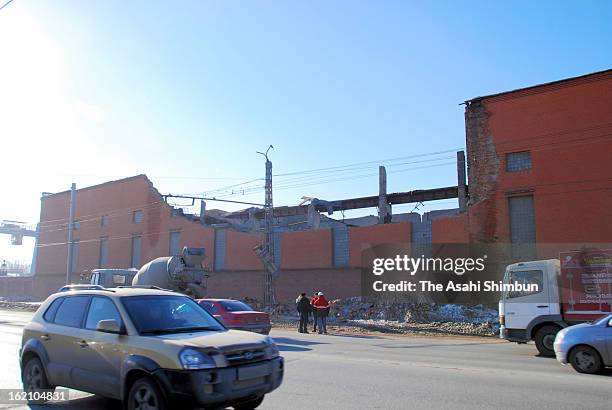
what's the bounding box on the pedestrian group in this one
[296,291,330,334]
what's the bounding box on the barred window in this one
[131,236,142,268]
[133,210,144,223]
[506,151,532,172]
[169,231,181,256]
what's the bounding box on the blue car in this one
[554,313,612,374]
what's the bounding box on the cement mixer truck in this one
[87,247,209,298]
[131,247,209,298]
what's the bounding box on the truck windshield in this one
[505,269,544,299]
[122,295,225,334]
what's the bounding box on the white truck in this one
[499,249,612,356]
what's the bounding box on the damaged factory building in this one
[8,68,612,302]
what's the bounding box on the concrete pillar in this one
[248,208,260,231]
[378,166,391,223]
[199,200,206,225]
[457,151,467,211]
[307,203,321,229]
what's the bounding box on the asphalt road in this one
[1,310,610,410]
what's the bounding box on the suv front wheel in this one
[127,377,167,410]
[22,356,53,403]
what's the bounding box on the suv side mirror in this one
[608,318,612,328]
[97,319,123,334]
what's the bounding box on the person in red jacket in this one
[312,292,330,334]
[310,291,319,332]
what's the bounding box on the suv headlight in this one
[179,348,216,369]
[265,336,280,358]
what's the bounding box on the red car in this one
[197,299,271,335]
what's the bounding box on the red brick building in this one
[463,69,612,259]
[16,68,612,302]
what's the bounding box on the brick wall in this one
[280,229,332,269]
[432,214,469,243]
[348,222,411,267]
[206,268,360,303]
[465,70,612,251]
[223,231,263,271]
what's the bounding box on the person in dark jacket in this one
[311,291,319,332]
[296,293,311,333]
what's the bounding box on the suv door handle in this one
[40,334,50,341]
[77,340,88,348]
[537,305,549,308]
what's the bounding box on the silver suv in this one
[20,285,283,409]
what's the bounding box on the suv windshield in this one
[122,295,224,335]
[220,300,254,312]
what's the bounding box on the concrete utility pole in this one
[257,145,277,310]
[66,183,76,285]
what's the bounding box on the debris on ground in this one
[259,297,499,337]
[0,298,41,312]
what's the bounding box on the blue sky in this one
[1,0,611,264]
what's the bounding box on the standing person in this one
[312,292,330,334]
[311,291,319,333]
[296,293,311,333]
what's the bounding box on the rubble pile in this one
[261,296,499,337]
[0,298,41,312]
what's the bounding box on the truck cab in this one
[89,269,137,288]
[499,259,564,356]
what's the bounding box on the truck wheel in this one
[534,326,559,357]
[22,356,53,403]
[127,377,167,410]
[234,395,264,409]
[569,346,603,374]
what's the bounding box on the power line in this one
[271,156,456,185]
[203,156,457,198]
[0,0,14,12]
[273,148,463,178]
[195,149,462,198]
[210,161,459,199]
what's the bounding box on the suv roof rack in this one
[115,285,176,292]
[58,284,114,293]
